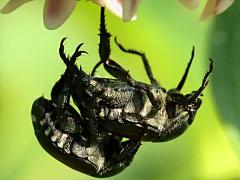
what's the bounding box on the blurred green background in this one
[0,1,239,179]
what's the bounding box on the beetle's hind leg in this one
[91,7,133,83]
[114,37,159,86]
[91,7,157,87]
[91,7,111,76]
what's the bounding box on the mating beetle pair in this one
[31,7,213,177]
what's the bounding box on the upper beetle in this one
[57,7,213,142]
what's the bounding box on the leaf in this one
[209,1,240,154]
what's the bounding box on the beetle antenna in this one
[176,46,195,91]
[188,58,213,103]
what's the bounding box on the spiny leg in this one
[91,60,103,76]
[188,58,213,103]
[114,37,159,86]
[91,7,134,83]
[51,38,71,103]
[91,7,111,76]
[59,37,69,64]
[176,46,195,91]
[51,38,87,113]
[59,37,87,67]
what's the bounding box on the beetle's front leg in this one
[51,38,87,113]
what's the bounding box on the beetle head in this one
[31,97,52,125]
[31,97,83,134]
[166,54,213,125]
[166,90,202,125]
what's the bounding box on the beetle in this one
[31,62,140,177]
[57,7,213,142]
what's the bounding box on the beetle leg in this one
[70,43,88,65]
[91,8,158,86]
[53,38,87,100]
[90,8,157,89]
[88,8,149,85]
[51,38,72,112]
[105,140,141,173]
[90,7,134,82]
[89,8,135,82]
[59,37,69,64]
[103,58,134,82]
[176,46,195,91]
[187,58,213,103]
[59,37,87,66]
[51,38,87,122]
[91,7,111,76]
[114,37,159,86]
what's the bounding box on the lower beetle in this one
[31,79,140,177]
